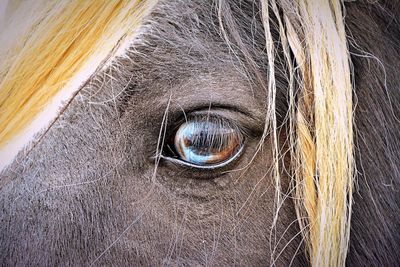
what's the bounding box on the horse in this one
[0,0,399,266]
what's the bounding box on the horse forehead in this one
[0,0,267,172]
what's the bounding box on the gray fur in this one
[0,0,399,266]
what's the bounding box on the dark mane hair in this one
[345,1,400,264]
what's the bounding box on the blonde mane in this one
[0,1,354,266]
[262,1,354,265]
[0,0,157,168]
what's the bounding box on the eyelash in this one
[161,114,245,170]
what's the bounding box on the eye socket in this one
[164,116,244,169]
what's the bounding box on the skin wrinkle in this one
[0,0,399,266]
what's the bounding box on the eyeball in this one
[173,118,244,168]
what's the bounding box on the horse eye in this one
[169,118,244,169]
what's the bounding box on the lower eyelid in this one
[160,144,244,170]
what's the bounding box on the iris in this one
[173,118,243,168]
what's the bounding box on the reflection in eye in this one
[173,117,244,168]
